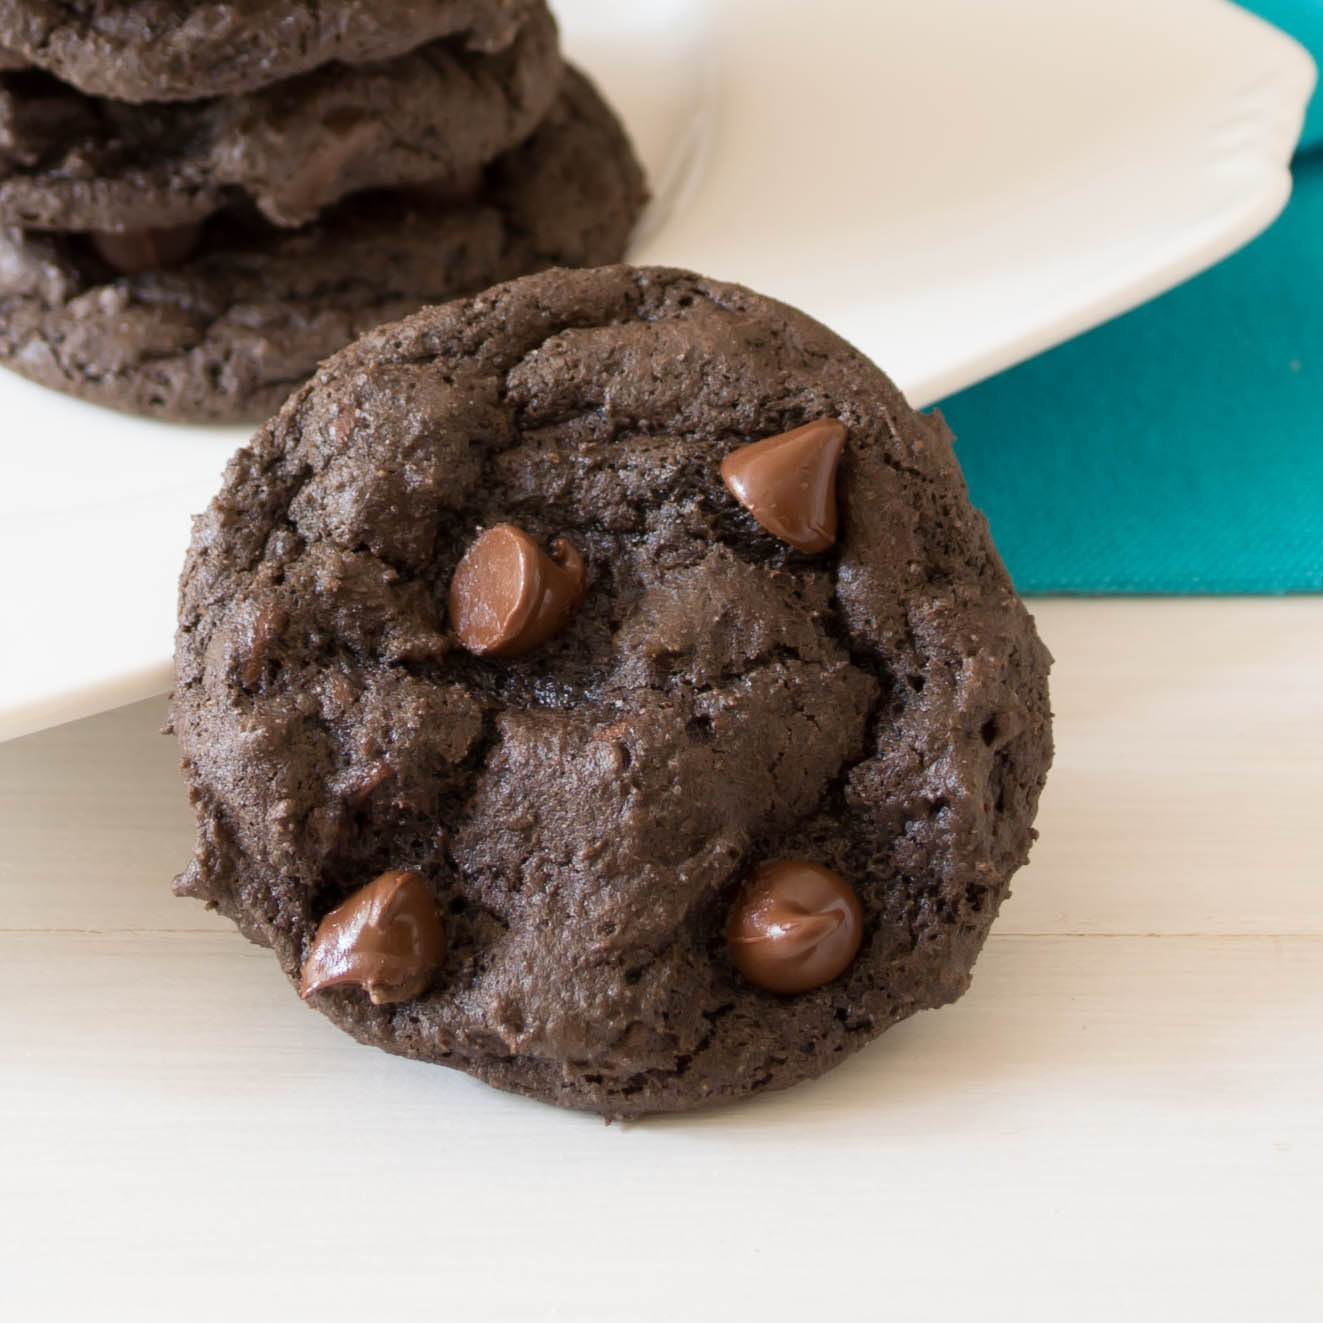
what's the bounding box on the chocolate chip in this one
[300,870,446,1005]
[720,418,847,553]
[400,164,485,209]
[726,860,863,994]
[90,222,204,275]
[271,116,382,226]
[448,523,586,657]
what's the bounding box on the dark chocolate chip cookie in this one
[0,4,560,231]
[0,68,646,420]
[172,264,1053,1118]
[0,0,538,103]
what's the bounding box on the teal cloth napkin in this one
[1256,0,1323,146]
[939,2,1323,593]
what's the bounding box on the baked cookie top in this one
[172,264,1052,1116]
[0,0,537,102]
[0,67,646,420]
[0,4,560,230]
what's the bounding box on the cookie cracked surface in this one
[0,0,538,102]
[173,264,1053,1117]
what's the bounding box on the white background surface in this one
[0,0,1314,742]
[2,598,1320,1320]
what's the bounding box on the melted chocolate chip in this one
[449,523,586,657]
[720,418,847,553]
[299,870,446,1005]
[90,222,204,275]
[726,860,863,994]
[272,115,382,226]
[400,164,485,209]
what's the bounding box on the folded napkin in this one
[940,1,1323,593]
[1256,0,1323,147]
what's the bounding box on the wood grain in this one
[1,598,1320,1320]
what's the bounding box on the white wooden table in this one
[2,598,1320,1321]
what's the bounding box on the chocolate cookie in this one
[172,264,1053,1118]
[0,4,560,231]
[0,68,646,420]
[0,0,537,103]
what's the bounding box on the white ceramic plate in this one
[0,0,1313,742]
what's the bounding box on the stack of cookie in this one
[0,0,646,420]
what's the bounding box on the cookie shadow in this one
[625,932,1301,1140]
